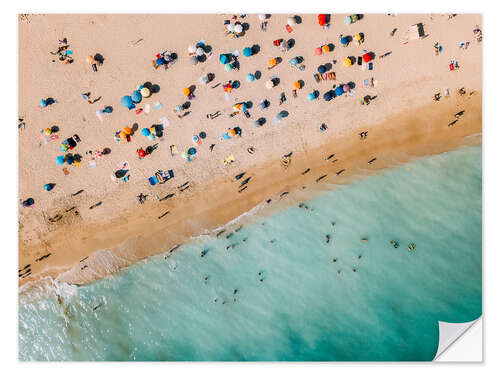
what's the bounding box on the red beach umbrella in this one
[318,14,327,26]
[363,53,372,63]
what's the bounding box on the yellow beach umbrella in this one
[141,87,151,98]
[343,58,352,67]
[86,55,96,64]
[183,87,191,96]
[293,81,301,90]
[44,128,52,135]
[268,58,277,68]
[322,45,330,53]
[123,126,132,135]
[354,34,361,41]
[228,128,236,137]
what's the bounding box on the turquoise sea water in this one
[19,145,482,361]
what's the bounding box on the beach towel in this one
[363,78,370,88]
[154,102,163,110]
[286,24,293,33]
[159,117,169,127]
[144,104,150,114]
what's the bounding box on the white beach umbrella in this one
[265,80,274,89]
[234,24,243,34]
[226,24,235,32]
[287,16,296,26]
[188,44,197,54]
[258,14,266,21]
[196,47,205,56]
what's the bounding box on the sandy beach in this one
[18,13,482,287]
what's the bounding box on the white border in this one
[3,0,497,372]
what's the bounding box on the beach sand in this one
[18,13,482,287]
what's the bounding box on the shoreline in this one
[19,13,482,288]
[19,93,482,288]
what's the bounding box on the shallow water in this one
[19,145,482,361]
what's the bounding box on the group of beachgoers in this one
[20,13,477,286]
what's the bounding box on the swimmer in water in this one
[213,298,218,303]
[390,240,399,248]
[201,249,207,257]
[325,235,330,243]
[408,243,416,251]
[358,255,362,259]
[361,238,367,242]
[259,278,264,282]
[352,268,357,272]
[331,221,336,227]
[332,258,337,263]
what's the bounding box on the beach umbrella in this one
[253,120,261,127]
[243,47,253,57]
[175,105,183,112]
[224,63,233,72]
[287,16,296,26]
[188,147,196,155]
[293,81,301,89]
[121,95,135,109]
[44,183,53,191]
[340,37,348,45]
[182,151,189,159]
[351,14,359,22]
[343,84,351,93]
[228,128,236,137]
[147,133,156,141]
[323,91,333,101]
[274,114,281,123]
[354,34,361,41]
[314,47,323,56]
[258,14,266,21]
[280,41,289,51]
[343,58,352,67]
[131,90,142,103]
[141,128,151,136]
[335,86,344,96]
[44,128,52,135]
[363,53,372,62]
[318,14,327,26]
[318,65,327,74]
[55,156,64,165]
[183,87,191,97]
[226,24,235,32]
[196,47,204,56]
[308,92,316,101]
[265,80,274,89]
[86,55,96,64]
[200,75,209,84]
[257,101,265,110]
[219,54,230,64]
[189,56,199,65]
[188,44,196,54]
[141,87,151,98]
[322,45,330,53]
[289,57,298,66]
[234,24,243,34]
[123,126,132,135]
[156,57,165,66]
[246,73,255,82]
[344,16,352,25]
[22,198,34,207]
[268,58,277,68]
[40,99,47,108]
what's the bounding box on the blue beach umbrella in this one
[40,99,47,108]
[344,16,352,25]
[219,54,230,64]
[121,96,135,110]
[243,47,253,57]
[246,73,255,82]
[318,65,327,74]
[141,128,151,136]
[323,91,333,101]
[188,147,197,155]
[334,86,344,96]
[308,92,316,101]
[131,90,142,103]
[44,184,53,191]
[289,57,298,67]
[156,57,165,66]
[340,37,348,45]
[55,156,64,165]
